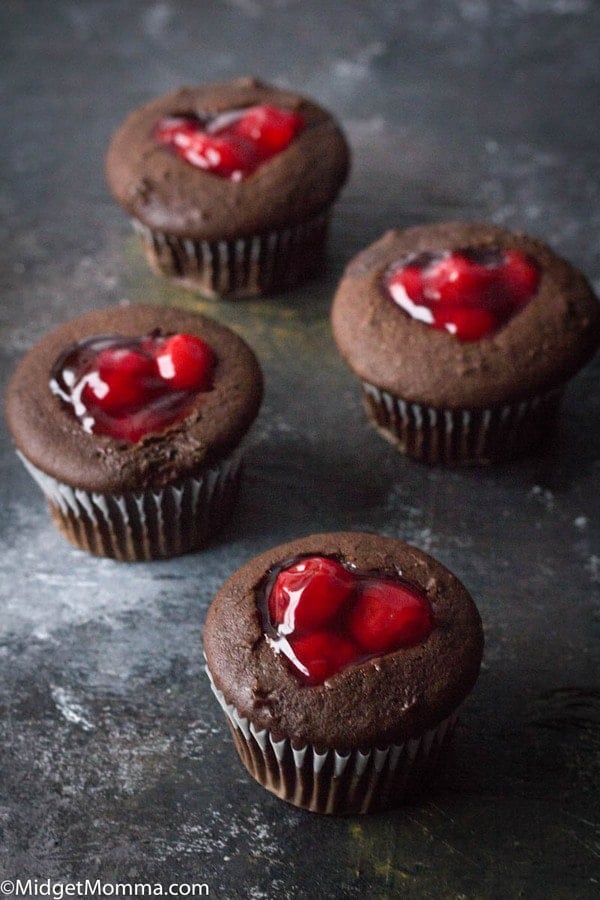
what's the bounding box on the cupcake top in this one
[204,532,484,751]
[331,221,600,409]
[5,304,263,494]
[105,76,351,240]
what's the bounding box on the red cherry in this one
[83,348,157,413]
[348,580,433,655]
[502,249,540,304]
[230,105,304,155]
[388,263,424,303]
[96,346,155,378]
[287,631,360,686]
[269,556,355,633]
[155,333,216,391]
[431,305,499,340]
[424,253,495,306]
[180,131,262,178]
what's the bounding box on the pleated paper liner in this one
[206,666,459,815]
[17,447,243,561]
[362,382,564,465]
[133,209,330,299]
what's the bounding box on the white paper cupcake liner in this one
[17,447,243,561]
[362,382,564,465]
[206,665,459,815]
[132,210,330,299]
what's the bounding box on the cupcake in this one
[105,76,351,299]
[204,532,484,815]
[331,221,600,464]
[5,304,263,560]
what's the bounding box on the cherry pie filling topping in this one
[386,247,540,340]
[50,331,216,443]
[155,104,305,180]
[262,554,434,686]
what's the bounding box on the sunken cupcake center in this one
[50,331,216,443]
[386,247,540,340]
[262,555,434,685]
[155,104,305,180]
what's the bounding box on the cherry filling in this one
[155,104,305,180]
[387,247,540,340]
[263,555,434,686]
[50,331,216,443]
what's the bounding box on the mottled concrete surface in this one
[1,1,599,897]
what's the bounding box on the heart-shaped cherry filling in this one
[387,247,540,340]
[50,331,216,443]
[155,104,305,180]
[264,555,434,685]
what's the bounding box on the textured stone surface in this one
[1,1,599,896]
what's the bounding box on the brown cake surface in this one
[204,532,484,751]
[5,304,263,494]
[105,76,351,240]
[331,221,600,409]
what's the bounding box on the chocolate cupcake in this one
[331,221,600,464]
[5,304,263,560]
[204,532,484,815]
[105,76,350,299]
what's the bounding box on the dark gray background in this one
[1,1,599,897]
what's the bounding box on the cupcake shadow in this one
[223,435,397,545]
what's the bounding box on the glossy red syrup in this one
[155,104,305,180]
[387,247,540,340]
[264,555,434,686]
[50,331,216,443]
